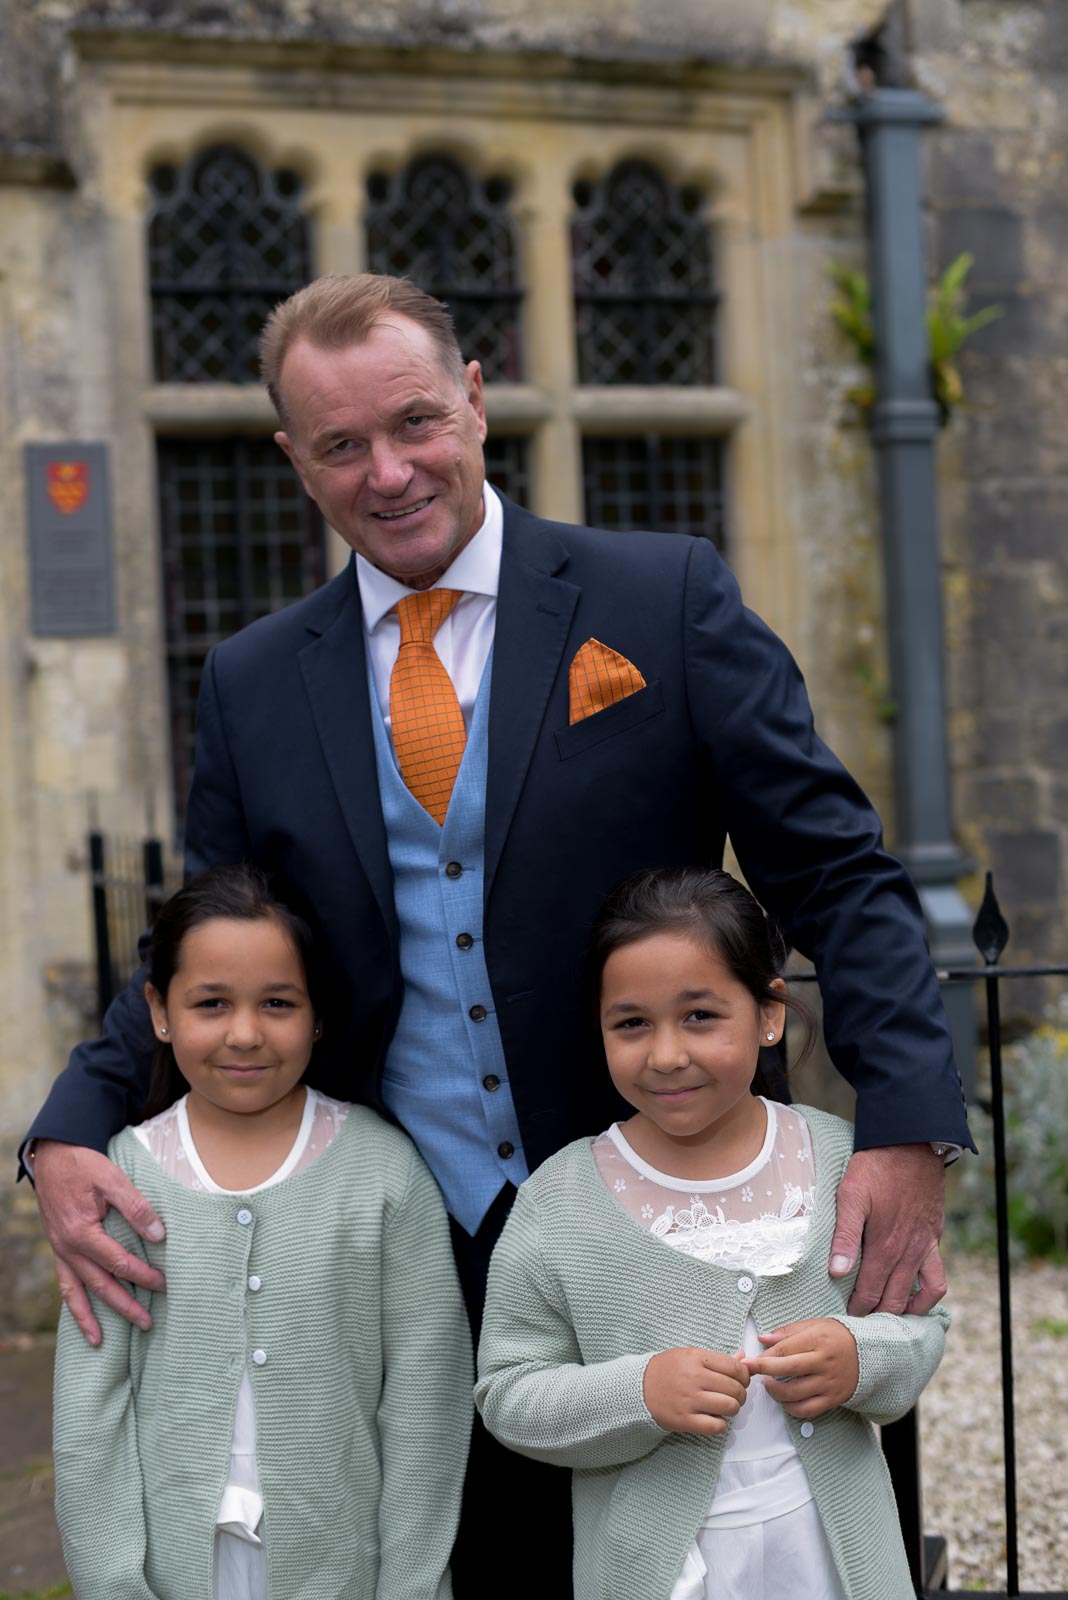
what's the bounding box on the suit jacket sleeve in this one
[22,649,253,1161]
[681,537,971,1151]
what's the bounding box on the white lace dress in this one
[592,1098,846,1600]
[132,1087,350,1600]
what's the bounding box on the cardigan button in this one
[800,1421,815,1438]
[236,1208,253,1227]
[248,1275,262,1292]
[737,1274,753,1294]
[252,1349,267,1367]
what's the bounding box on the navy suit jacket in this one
[29,500,972,1168]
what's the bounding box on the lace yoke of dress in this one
[132,1085,349,1192]
[593,1098,815,1276]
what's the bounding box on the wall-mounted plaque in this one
[25,442,116,636]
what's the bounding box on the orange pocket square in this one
[568,639,647,725]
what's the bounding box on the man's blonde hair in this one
[260,273,467,423]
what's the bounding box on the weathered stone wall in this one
[913,1,1068,1019]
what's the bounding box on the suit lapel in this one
[298,563,396,933]
[485,503,580,900]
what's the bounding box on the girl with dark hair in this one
[54,864,471,1600]
[477,867,948,1600]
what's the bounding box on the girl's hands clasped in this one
[643,1346,750,1436]
[745,1317,859,1418]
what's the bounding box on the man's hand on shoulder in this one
[828,1144,947,1317]
[33,1140,167,1346]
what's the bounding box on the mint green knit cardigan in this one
[53,1106,472,1600]
[476,1106,949,1600]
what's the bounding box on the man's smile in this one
[372,497,434,521]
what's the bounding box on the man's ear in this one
[275,431,312,498]
[463,360,488,444]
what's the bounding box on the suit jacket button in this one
[469,1004,487,1022]
[445,861,463,879]
[456,932,474,950]
[483,1075,500,1092]
[497,1141,514,1159]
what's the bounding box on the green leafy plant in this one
[829,262,877,412]
[829,253,1002,422]
[946,1000,1068,1259]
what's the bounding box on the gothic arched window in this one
[147,145,311,383]
[365,156,523,382]
[571,160,718,385]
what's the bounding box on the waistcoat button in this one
[469,1004,487,1021]
[445,861,463,879]
[498,1141,514,1159]
[456,932,474,950]
[483,1075,500,1092]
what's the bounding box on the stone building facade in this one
[1,0,1064,1325]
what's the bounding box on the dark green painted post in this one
[838,88,977,1100]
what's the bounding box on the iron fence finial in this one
[973,870,1010,966]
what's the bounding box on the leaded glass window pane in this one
[157,438,324,814]
[572,162,718,385]
[365,157,523,382]
[148,147,311,383]
[582,436,726,550]
[483,437,530,508]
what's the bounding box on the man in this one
[26,274,970,1591]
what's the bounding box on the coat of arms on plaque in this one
[46,460,90,515]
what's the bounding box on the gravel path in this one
[922,1250,1068,1593]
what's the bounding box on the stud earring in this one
[160,1025,168,1036]
[313,1025,322,1039]
[766,1031,775,1041]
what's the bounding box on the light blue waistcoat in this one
[368,652,529,1236]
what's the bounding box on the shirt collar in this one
[356,483,503,633]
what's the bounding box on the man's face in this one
[274,316,488,589]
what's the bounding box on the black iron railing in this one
[88,831,182,1019]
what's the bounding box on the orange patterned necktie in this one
[389,589,466,825]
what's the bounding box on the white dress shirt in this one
[356,482,503,740]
